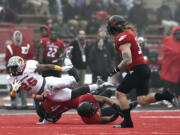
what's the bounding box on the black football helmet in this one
[107,15,126,36]
[35,100,61,123]
[77,101,98,117]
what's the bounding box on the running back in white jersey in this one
[8,60,44,94]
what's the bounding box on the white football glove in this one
[11,79,22,92]
[61,65,73,72]
[64,58,73,66]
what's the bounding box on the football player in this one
[40,28,65,77]
[34,89,137,124]
[33,92,122,124]
[7,54,112,105]
[107,15,177,128]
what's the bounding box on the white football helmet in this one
[7,56,25,76]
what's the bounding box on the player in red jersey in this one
[40,28,65,77]
[34,88,137,124]
[107,15,177,128]
[34,89,131,124]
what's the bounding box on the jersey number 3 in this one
[135,37,142,55]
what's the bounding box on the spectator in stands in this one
[63,0,80,22]
[55,0,63,16]
[63,0,89,34]
[6,0,23,14]
[109,0,127,15]
[69,30,91,85]
[96,0,126,15]
[26,0,49,14]
[160,26,180,106]
[128,0,148,36]
[98,28,115,61]
[156,0,177,36]
[120,0,134,11]
[5,30,33,109]
[85,17,100,34]
[40,28,65,77]
[79,0,97,30]
[0,3,21,23]
[157,0,173,24]
[174,2,180,25]
[53,15,74,38]
[89,38,112,83]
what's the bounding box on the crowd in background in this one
[1,0,180,107]
[1,0,180,37]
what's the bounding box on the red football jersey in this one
[43,97,80,115]
[40,38,64,60]
[115,30,145,70]
[5,42,33,63]
[79,94,101,124]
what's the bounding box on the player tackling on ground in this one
[106,15,177,128]
[7,47,112,104]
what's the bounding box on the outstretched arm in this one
[36,64,72,73]
[94,95,117,106]
[36,64,61,72]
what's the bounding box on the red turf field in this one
[0,111,180,135]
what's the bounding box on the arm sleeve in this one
[115,33,132,49]
[5,45,13,63]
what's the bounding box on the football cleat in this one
[113,120,134,128]
[170,95,180,107]
[163,90,180,107]
[36,119,49,124]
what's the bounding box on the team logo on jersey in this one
[51,105,61,112]
[118,35,127,41]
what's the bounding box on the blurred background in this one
[0,0,180,109]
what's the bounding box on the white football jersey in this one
[8,60,44,94]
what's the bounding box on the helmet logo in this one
[111,21,117,26]
[17,59,22,64]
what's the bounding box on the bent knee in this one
[116,91,126,99]
[137,96,149,106]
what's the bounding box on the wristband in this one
[54,65,62,71]
[10,90,16,97]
